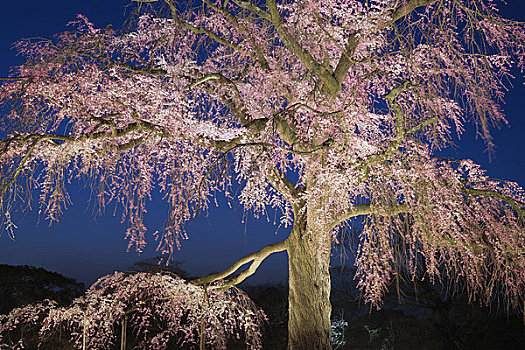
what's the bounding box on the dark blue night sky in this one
[0,0,524,287]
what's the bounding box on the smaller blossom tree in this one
[0,272,265,350]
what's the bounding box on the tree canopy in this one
[1,0,525,348]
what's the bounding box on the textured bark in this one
[287,208,332,350]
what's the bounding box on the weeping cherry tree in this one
[1,0,525,348]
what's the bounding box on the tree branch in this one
[333,0,439,87]
[0,138,40,199]
[463,186,525,218]
[191,239,288,290]
[352,82,438,172]
[332,34,360,86]
[329,203,410,230]
[0,122,158,199]
[385,0,440,27]
[162,0,243,53]
[188,72,252,126]
[187,74,222,90]
[265,165,303,206]
[203,0,270,70]
[188,76,331,153]
[265,0,339,96]
[230,0,271,21]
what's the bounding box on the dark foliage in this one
[244,283,289,350]
[0,264,84,314]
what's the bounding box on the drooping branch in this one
[435,156,525,218]
[0,124,152,198]
[331,195,521,256]
[329,203,410,230]
[192,239,288,290]
[463,186,525,219]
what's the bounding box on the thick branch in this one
[0,122,157,198]
[271,105,300,146]
[230,0,271,21]
[386,0,440,27]
[0,138,40,198]
[191,239,288,290]
[265,166,303,206]
[385,81,410,138]
[332,35,359,86]
[265,0,339,96]
[188,73,252,126]
[163,0,242,52]
[189,76,334,153]
[188,74,222,90]
[333,0,439,87]
[117,136,146,151]
[0,76,27,81]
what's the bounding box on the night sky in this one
[0,0,524,288]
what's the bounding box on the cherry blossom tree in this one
[0,272,265,349]
[1,0,525,348]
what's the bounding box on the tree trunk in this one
[120,315,127,350]
[287,210,332,350]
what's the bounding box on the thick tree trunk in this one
[287,211,332,350]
